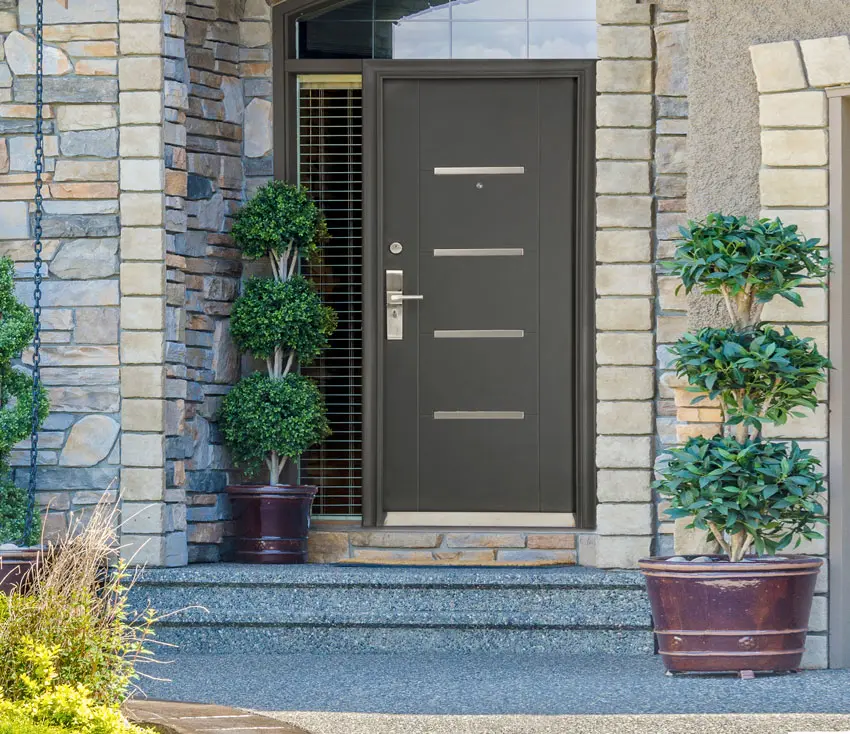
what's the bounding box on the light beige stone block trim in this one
[117,0,171,567]
[597,470,652,503]
[596,161,651,194]
[597,26,653,59]
[596,128,652,160]
[597,401,654,435]
[121,432,165,468]
[596,436,653,469]
[750,41,807,93]
[120,331,165,364]
[760,91,827,129]
[597,60,653,94]
[596,332,655,366]
[121,365,165,399]
[122,467,166,501]
[120,297,165,330]
[596,0,651,26]
[800,36,850,88]
[760,208,829,244]
[120,262,166,295]
[595,535,651,569]
[596,264,653,296]
[120,227,166,261]
[597,94,653,128]
[121,399,164,432]
[120,193,165,226]
[759,168,829,207]
[761,129,829,167]
[597,503,652,536]
[597,367,654,401]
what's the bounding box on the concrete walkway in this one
[140,653,850,716]
[262,712,850,734]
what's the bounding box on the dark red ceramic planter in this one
[227,485,317,564]
[639,555,822,673]
[0,548,40,595]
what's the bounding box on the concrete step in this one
[131,564,653,655]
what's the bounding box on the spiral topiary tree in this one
[219,182,336,486]
[655,214,831,561]
[0,257,49,546]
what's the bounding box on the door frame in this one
[273,2,597,530]
[827,87,850,668]
[362,60,597,529]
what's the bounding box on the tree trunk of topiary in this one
[263,239,299,487]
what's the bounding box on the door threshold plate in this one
[383,512,576,528]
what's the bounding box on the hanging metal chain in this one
[23,0,45,545]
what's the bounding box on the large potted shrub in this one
[640,214,831,673]
[0,256,48,593]
[219,182,336,564]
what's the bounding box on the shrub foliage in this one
[670,325,830,434]
[231,181,329,263]
[655,215,830,561]
[0,503,157,734]
[230,275,336,364]
[221,183,335,485]
[656,437,826,557]
[0,257,48,546]
[666,213,830,328]
[219,372,329,479]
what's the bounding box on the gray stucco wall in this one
[688,0,850,217]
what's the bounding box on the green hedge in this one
[0,712,79,734]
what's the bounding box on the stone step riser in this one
[134,566,652,655]
[150,625,655,655]
[133,585,651,628]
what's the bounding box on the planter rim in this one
[226,484,318,498]
[0,548,42,561]
[639,554,823,574]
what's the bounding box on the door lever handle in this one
[388,294,424,304]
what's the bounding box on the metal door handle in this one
[386,269,422,340]
[388,294,424,304]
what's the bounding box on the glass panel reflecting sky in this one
[451,0,527,20]
[381,21,451,58]
[375,0,451,20]
[297,0,597,59]
[529,20,596,58]
[529,0,596,19]
[452,21,526,58]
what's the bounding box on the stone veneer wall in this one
[307,527,579,565]
[650,1,689,557]
[0,0,176,563]
[162,0,274,564]
[593,0,688,568]
[745,32,834,668]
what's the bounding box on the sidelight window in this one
[297,76,365,518]
[296,0,597,59]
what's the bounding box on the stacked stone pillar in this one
[593,0,655,568]
[117,0,184,566]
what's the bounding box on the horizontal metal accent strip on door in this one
[297,74,363,518]
[433,330,525,339]
[433,411,526,420]
[433,166,526,176]
[433,248,525,257]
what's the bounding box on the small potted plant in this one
[641,214,831,674]
[219,182,336,564]
[0,256,49,592]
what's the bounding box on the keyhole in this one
[476,182,484,190]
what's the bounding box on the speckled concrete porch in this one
[139,653,850,718]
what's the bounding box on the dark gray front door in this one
[372,65,584,520]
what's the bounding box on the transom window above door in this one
[296,0,597,59]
